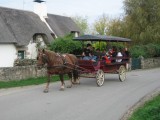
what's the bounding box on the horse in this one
[37,49,79,93]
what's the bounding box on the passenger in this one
[82,43,96,61]
[116,48,123,62]
[110,46,117,63]
[103,53,111,64]
[90,47,97,61]
[102,49,111,64]
[122,47,130,61]
[101,49,107,57]
[93,48,101,61]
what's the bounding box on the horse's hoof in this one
[59,88,64,91]
[72,82,77,85]
[43,89,49,93]
[73,82,80,85]
[67,85,72,88]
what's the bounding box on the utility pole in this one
[23,0,25,10]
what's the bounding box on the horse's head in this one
[37,49,48,69]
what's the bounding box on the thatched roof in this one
[0,6,53,46]
[0,16,16,44]
[46,14,81,37]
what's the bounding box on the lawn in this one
[0,75,69,89]
[128,94,160,120]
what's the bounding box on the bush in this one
[130,45,147,58]
[130,44,160,58]
[49,34,83,55]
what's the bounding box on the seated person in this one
[82,43,96,61]
[110,46,117,63]
[102,53,111,64]
[122,47,130,61]
[101,49,107,57]
[93,48,102,61]
[116,48,123,62]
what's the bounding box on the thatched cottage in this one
[0,2,81,67]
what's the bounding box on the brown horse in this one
[37,49,79,92]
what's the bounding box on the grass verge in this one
[0,75,69,89]
[128,94,160,120]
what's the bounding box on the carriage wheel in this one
[96,70,105,87]
[119,65,126,82]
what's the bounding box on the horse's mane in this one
[44,50,57,62]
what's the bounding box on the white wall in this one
[26,38,46,59]
[27,41,37,59]
[0,44,17,67]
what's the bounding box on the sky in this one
[0,0,125,24]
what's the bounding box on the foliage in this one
[92,42,106,51]
[123,0,160,44]
[93,13,110,35]
[129,95,160,120]
[72,15,89,34]
[102,0,160,45]
[130,45,147,58]
[130,43,160,58]
[107,17,130,38]
[49,34,83,55]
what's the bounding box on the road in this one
[0,68,160,120]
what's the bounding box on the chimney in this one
[33,0,48,19]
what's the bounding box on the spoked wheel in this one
[96,70,105,86]
[119,65,126,82]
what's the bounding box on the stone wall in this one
[0,65,47,81]
[0,57,160,81]
[141,57,160,69]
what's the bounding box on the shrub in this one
[49,34,83,55]
[130,44,160,58]
[130,45,147,58]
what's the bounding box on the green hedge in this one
[49,34,83,55]
[130,44,160,58]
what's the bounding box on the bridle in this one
[37,52,48,68]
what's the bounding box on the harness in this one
[56,53,67,65]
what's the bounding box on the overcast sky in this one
[0,0,125,24]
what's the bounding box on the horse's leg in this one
[43,74,51,93]
[59,74,65,91]
[67,72,73,88]
[73,69,80,85]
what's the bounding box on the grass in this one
[128,95,160,120]
[0,75,69,89]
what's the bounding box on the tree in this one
[123,0,160,44]
[72,15,89,34]
[93,14,110,35]
[107,18,125,36]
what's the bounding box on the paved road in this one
[0,68,160,120]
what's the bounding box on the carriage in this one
[37,34,131,92]
[73,34,131,87]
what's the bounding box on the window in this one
[18,51,25,59]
